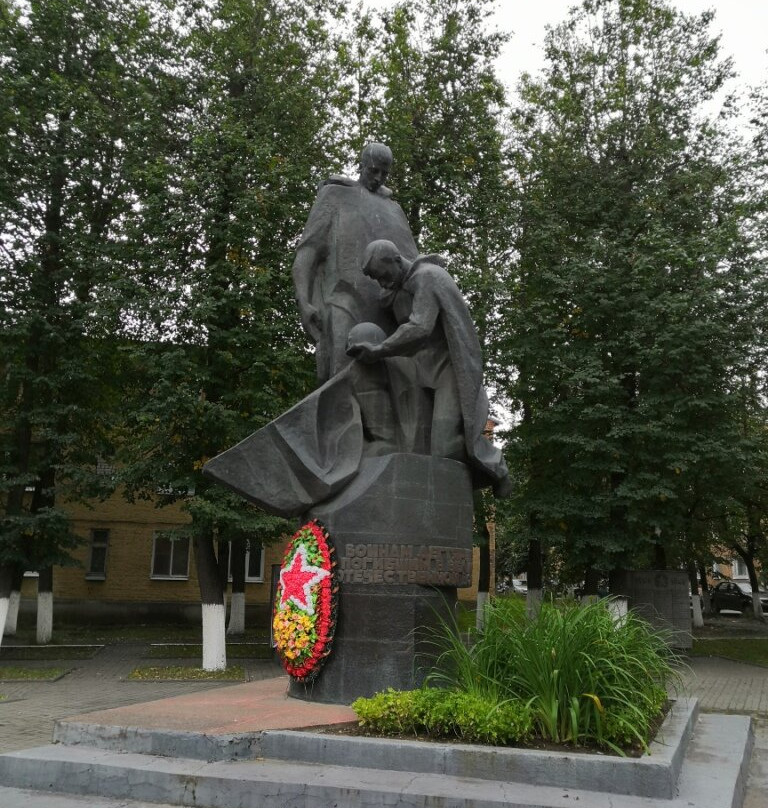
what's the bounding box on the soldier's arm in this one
[350,279,439,362]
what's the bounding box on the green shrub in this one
[352,688,439,735]
[352,688,533,746]
[423,597,680,753]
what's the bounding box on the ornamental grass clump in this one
[425,597,680,753]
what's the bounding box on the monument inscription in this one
[339,543,471,587]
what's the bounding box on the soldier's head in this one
[362,240,405,290]
[359,142,393,192]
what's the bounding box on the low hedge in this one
[352,688,534,746]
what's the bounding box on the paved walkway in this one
[679,655,768,714]
[1,643,767,806]
[677,655,768,808]
[0,642,282,754]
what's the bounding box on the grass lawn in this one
[0,645,101,661]
[0,666,68,681]
[127,664,246,681]
[691,638,768,666]
[9,623,269,646]
[146,643,271,660]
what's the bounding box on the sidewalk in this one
[678,655,768,808]
[1,641,767,806]
[0,641,282,754]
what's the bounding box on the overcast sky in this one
[365,1,767,93]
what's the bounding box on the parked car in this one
[710,581,768,613]
[496,578,528,595]
[735,582,768,610]
[511,578,528,594]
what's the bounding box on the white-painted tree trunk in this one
[526,588,543,620]
[227,591,246,635]
[0,596,9,651]
[475,591,489,631]
[691,594,704,628]
[36,591,53,645]
[202,602,227,671]
[753,593,765,622]
[607,596,629,627]
[5,590,20,636]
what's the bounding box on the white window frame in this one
[732,557,748,579]
[227,540,265,583]
[150,533,191,580]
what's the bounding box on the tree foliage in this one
[345,0,514,377]
[115,0,348,664]
[501,0,765,582]
[0,0,179,575]
[4,0,768,615]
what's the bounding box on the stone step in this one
[0,711,753,808]
[0,785,179,808]
[257,698,699,799]
[52,721,261,763]
[53,699,698,798]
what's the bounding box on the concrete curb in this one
[53,721,262,762]
[53,697,698,798]
[260,698,698,799]
[0,713,753,808]
[0,785,180,807]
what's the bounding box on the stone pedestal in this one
[611,569,692,649]
[289,453,474,705]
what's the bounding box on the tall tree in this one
[0,0,178,643]
[503,0,759,588]
[343,0,515,603]
[347,0,514,364]
[716,81,768,618]
[118,0,346,669]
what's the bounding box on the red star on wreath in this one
[279,545,329,615]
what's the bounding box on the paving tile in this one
[3,636,768,805]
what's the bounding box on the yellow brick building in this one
[18,487,483,623]
[19,489,285,623]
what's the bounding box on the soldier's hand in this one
[346,340,379,363]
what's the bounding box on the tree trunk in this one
[36,567,53,645]
[0,566,12,650]
[582,566,601,601]
[699,564,712,615]
[606,596,628,626]
[475,519,491,631]
[216,538,230,618]
[6,592,20,637]
[526,537,543,619]
[688,562,704,628]
[227,538,247,635]
[743,509,765,621]
[4,565,24,637]
[194,533,227,671]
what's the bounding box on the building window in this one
[86,529,110,580]
[732,558,748,578]
[227,540,265,583]
[151,534,191,579]
[246,541,264,582]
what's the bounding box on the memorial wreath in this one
[273,519,338,681]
